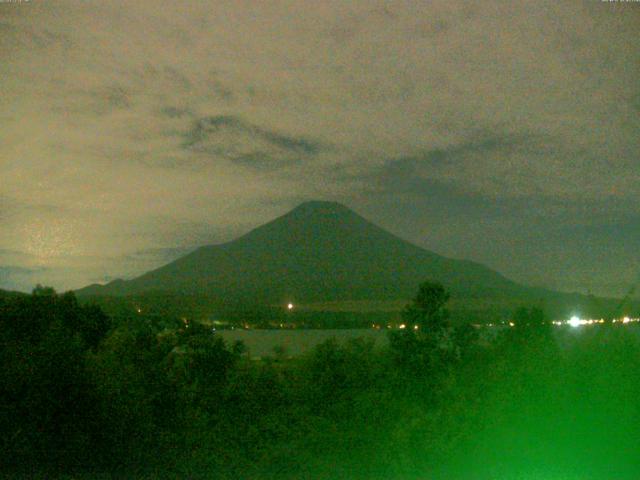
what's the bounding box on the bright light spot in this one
[136,308,141,313]
[414,325,419,330]
[623,316,631,324]
[509,322,515,327]
[287,303,294,310]
[569,316,581,328]
[399,324,406,329]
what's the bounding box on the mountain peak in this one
[77,200,521,305]
[289,200,354,217]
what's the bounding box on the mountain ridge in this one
[76,201,528,304]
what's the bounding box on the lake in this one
[218,324,640,358]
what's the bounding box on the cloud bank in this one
[1,0,639,296]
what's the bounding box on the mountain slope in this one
[77,201,529,304]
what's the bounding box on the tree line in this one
[1,282,639,479]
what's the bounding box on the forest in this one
[2,283,640,479]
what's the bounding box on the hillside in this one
[0,288,27,300]
[76,201,637,320]
[77,201,527,301]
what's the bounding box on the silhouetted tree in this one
[389,281,456,375]
[512,306,547,329]
[0,286,108,470]
[402,280,451,331]
[87,320,178,468]
[79,304,111,349]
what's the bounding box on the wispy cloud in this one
[181,115,326,170]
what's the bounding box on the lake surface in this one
[218,324,640,358]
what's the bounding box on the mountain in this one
[0,288,26,300]
[77,201,540,307]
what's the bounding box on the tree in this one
[509,305,551,344]
[389,281,454,375]
[0,286,107,470]
[79,304,111,350]
[87,319,180,468]
[513,306,546,328]
[402,280,451,331]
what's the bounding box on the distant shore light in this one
[569,316,581,328]
[287,303,294,310]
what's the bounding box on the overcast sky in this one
[1,0,639,297]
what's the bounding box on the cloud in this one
[1,0,638,295]
[181,115,325,170]
[0,266,46,275]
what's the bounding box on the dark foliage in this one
[2,284,640,479]
[0,286,111,471]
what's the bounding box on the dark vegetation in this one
[2,282,640,479]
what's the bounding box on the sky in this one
[1,0,639,297]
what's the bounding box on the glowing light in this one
[623,316,631,324]
[569,316,581,328]
[509,322,515,327]
[414,325,419,330]
[287,303,294,310]
[399,324,406,329]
